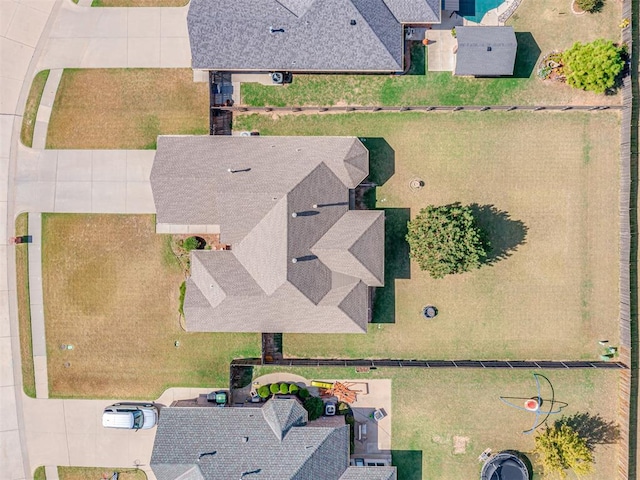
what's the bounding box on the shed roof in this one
[454,26,517,76]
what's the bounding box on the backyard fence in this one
[219,104,621,114]
[231,357,627,369]
[617,0,637,476]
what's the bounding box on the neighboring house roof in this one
[151,136,385,334]
[187,0,440,73]
[383,0,441,23]
[151,398,353,480]
[454,26,518,76]
[340,466,398,480]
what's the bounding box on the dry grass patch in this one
[15,213,35,398]
[47,69,209,150]
[58,467,146,480]
[254,366,621,480]
[42,214,260,399]
[20,70,49,147]
[236,112,620,360]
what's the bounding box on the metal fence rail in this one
[231,357,627,369]
[220,104,622,114]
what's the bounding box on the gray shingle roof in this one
[312,211,385,287]
[454,26,517,76]
[151,399,351,480]
[382,0,440,23]
[187,0,418,72]
[153,136,384,334]
[339,466,398,480]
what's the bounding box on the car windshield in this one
[132,410,143,429]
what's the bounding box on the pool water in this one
[458,0,504,23]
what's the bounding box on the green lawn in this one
[241,0,622,107]
[41,214,260,399]
[58,467,146,480]
[253,366,621,480]
[235,111,620,361]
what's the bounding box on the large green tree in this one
[562,39,625,93]
[406,203,487,279]
[534,424,594,478]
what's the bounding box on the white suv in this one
[102,403,158,430]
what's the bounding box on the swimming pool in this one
[457,0,504,23]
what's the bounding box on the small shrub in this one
[279,383,289,394]
[269,383,280,394]
[298,388,310,399]
[183,236,203,252]
[303,396,325,421]
[337,401,351,415]
[450,27,456,38]
[257,385,270,398]
[289,384,299,395]
[178,281,186,316]
[575,0,603,13]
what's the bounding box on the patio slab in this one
[426,12,464,72]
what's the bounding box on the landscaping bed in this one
[47,69,209,150]
[235,111,620,361]
[41,214,260,398]
[253,366,620,480]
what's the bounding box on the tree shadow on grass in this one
[392,449,423,480]
[555,412,620,449]
[514,32,541,79]
[470,204,528,266]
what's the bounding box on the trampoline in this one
[480,452,529,480]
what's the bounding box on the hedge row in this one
[257,382,308,398]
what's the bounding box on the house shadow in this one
[391,450,423,480]
[469,204,528,266]
[361,137,395,186]
[369,206,411,324]
[514,32,541,79]
[406,42,426,76]
[555,412,620,449]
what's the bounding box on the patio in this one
[247,374,392,461]
[426,11,464,72]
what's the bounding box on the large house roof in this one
[151,398,350,480]
[454,26,518,76]
[187,0,440,72]
[151,136,385,334]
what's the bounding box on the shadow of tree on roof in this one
[555,412,620,449]
[470,204,528,266]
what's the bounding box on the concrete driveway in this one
[24,388,217,474]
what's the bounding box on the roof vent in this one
[269,26,285,34]
[242,436,249,443]
[487,46,492,51]
[312,204,318,209]
[291,212,298,218]
[350,19,356,25]
[291,258,298,264]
